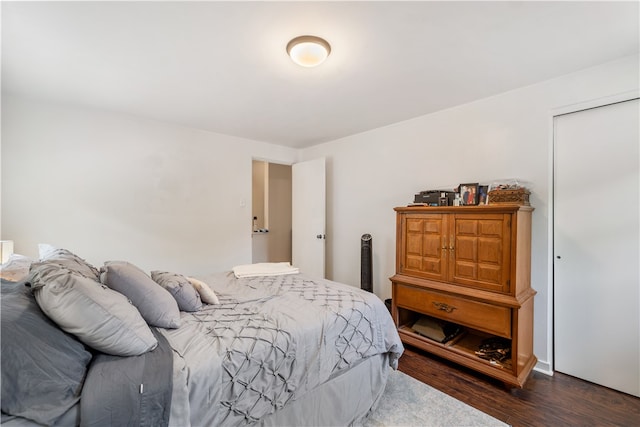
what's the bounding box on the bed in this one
[0,248,403,426]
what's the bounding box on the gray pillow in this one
[151,271,203,312]
[101,261,181,329]
[29,262,158,356]
[39,246,100,281]
[1,280,92,425]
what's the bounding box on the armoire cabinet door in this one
[398,211,512,293]
[449,213,512,293]
[400,214,448,281]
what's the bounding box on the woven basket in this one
[488,188,530,205]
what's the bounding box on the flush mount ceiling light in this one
[286,35,331,67]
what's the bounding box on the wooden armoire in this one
[391,205,536,387]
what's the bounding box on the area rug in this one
[364,370,509,427]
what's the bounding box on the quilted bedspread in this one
[160,272,403,426]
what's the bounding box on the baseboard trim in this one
[533,360,553,376]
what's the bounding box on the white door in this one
[292,158,326,278]
[554,98,639,397]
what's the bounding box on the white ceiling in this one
[2,1,638,148]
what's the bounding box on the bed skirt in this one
[260,353,391,427]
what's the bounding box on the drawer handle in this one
[433,302,457,313]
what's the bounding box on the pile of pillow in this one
[28,245,219,356]
[1,244,220,425]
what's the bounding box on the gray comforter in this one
[162,272,403,426]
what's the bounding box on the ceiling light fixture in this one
[286,35,331,67]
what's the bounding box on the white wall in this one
[2,55,638,374]
[300,54,640,373]
[1,96,297,274]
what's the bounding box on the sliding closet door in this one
[554,98,639,397]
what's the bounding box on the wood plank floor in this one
[398,345,640,426]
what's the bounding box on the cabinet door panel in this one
[456,219,478,236]
[405,218,426,272]
[450,214,511,293]
[400,215,447,280]
[405,227,424,270]
[477,264,502,283]
[406,218,423,233]
[454,261,478,280]
[478,219,502,236]
[455,236,478,262]
[477,236,502,264]
[422,232,444,274]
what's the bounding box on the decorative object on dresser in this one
[390,204,536,387]
[487,179,531,206]
[412,190,456,206]
[458,183,479,206]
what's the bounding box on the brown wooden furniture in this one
[391,205,536,387]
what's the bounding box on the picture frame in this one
[478,185,489,205]
[459,183,479,206]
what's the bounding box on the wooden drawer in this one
[395,284,511,338]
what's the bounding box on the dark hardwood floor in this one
[398,345,640,426]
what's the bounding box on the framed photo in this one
[478,185,489,205]
[459,183,479,206]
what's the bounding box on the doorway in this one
[553,97,639,397]
[251,160,292,263]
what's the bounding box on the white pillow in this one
[30,262,158,356]
[187,277,220,305]
[38,243,58,259]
